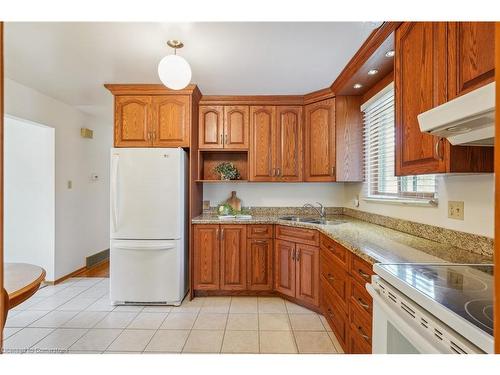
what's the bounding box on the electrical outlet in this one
[448,201,464,220]
[203,200,210,210]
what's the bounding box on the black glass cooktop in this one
[378,264,494,336]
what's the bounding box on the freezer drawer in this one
[110,239,187,305]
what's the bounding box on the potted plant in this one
[214,162,240,181]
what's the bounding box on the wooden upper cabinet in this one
[220,225,247,291]
[199,105,224,149]
[247,238,273,291]
[249,106,276,181]
[304,99,336,182]
[193,225,220,290]
[395,22,448,175]
[224,106,249,149]
[335,96,363,182]
[448,22,495,99]
[151,95,190,147]
[295,244,320,307]
[275,106,303,181]
[114,96,152,147]
[274,239,296,298]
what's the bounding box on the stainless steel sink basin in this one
[278,216,346,225]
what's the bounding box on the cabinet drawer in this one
[276,225,319,246]
[350,255,374,286]
[320,252,349,312]
[320,234,349,268]
[350,279,373,318]
[321,282,348,351]
[247,224,273,239]
[349,302,372,348]
[349,323,372,354]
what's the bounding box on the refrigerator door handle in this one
[114,243,176,251]
[111,154,120,233]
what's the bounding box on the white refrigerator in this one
[109,148,188,306]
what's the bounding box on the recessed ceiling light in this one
[385,50,395,58]
[353,83,363,89]
[368,69,379,76]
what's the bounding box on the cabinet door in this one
[224,106,249,149]
[304,99,336,181]
[114,96,152,147]
[448,22,495,99]
[247,238,273,291]
[199,106,224,149]
[395,22,448,175]
[274,239,296,297]
[151,95,190,147]
[295,244,320,307]
[193,225,220,290]
[249,106,276,181]
[220,225,247,291]
[275,106,303,181]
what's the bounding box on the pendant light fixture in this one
[158,40,192,90]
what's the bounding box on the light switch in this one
[90,173,99,182]
[67,180,73,190]
[448,201,464,220]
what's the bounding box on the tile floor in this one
[2,277,343,354]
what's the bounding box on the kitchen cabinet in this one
[199,105,249,149]
[247,225,274,291]
[193,224,220,290]
[220,225,247,291]
[151,95,190,147]
[114,96,152,147]
[249,105,303,182]
[395,22,493,176]
[304,99,336,182]
[275,226,320,307]
[447,22,495,99]
[199,106,224,149]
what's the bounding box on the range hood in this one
[417,82,495,146]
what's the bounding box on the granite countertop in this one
[191,214,492,265]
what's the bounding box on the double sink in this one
[278,216,346,226]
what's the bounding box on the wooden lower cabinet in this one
[220,225,247,290]
[295,243,320,306]
[247,238,273,291]
[193,225,220,290]
[274,239,296,297]
[321,279,349,350]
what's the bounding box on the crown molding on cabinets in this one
[104,83,200,96]
[199,95,305,106]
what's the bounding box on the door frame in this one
[494,22,500,355]
[1,21,5,346]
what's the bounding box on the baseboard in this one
[45,266,87,285]
[86,248,109,268]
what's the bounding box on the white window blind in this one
[363,84,437,203]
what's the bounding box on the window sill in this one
[362,197,438,207]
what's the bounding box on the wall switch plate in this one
[448,201,464,220]
[67,180,73,190]
[203,200,210,210]
[90,173,99,182]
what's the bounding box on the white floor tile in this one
[3,328,54,353]
[145,330,190,353]
[5,310,50,327]
[2,327,22,339]
[105,329,155,352]
[12,297,46,310]
[127,312,168,330]
[56,298,99,311]
[160,312,198,330]
[29,311,79,328]
[70,329,122,351]
[33,328,88,351]
[62,311,109,328]
[94,312,138,329]
[85,297,115,312]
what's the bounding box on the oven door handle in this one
[366,284,444,354]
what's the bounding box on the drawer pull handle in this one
[357,298,370,310]
[253,228,266,233]
[358,269,370,281]
[327,308,334,318]
[357,326,370,341]
[327,273,335,281]
[253,240,267,244]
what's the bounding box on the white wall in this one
[344,174,494,238]
[4,78,113,280]
[203,182,346,207]
[4,116,56,280]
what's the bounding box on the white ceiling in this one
[4,22,375,122]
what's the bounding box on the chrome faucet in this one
[303,202,326,219]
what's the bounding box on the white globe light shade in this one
[158,54,192,90]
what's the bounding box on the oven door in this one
[367,283,443,354]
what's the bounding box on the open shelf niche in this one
[197,150,248,182]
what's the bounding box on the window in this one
[362,83,437,203]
